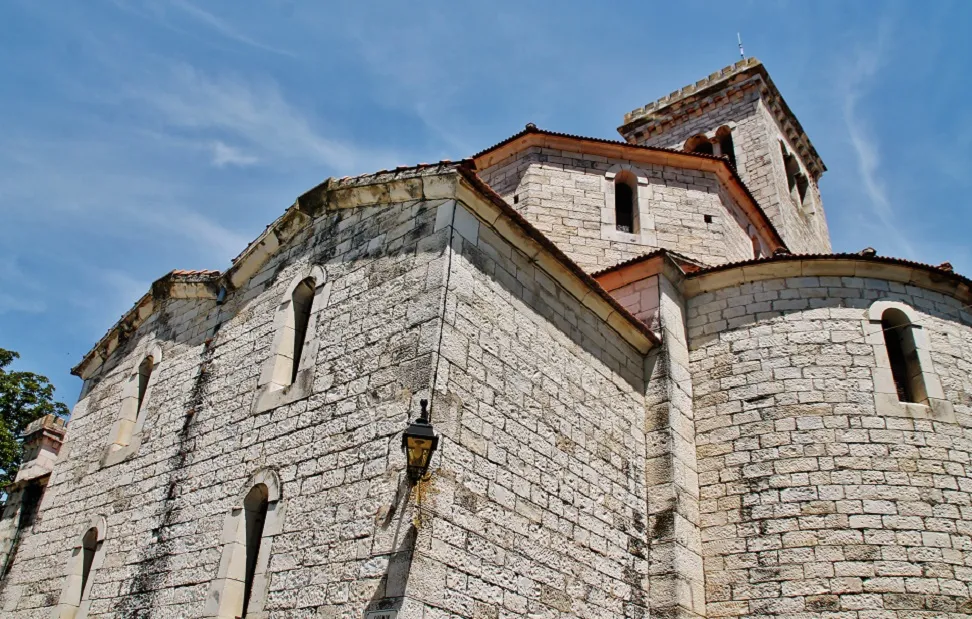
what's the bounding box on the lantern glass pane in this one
[406,437,433,468]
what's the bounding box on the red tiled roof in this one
[590,249,709,278]
[471,123,730,165]
[171,269,221,277]
[687,252,972,286]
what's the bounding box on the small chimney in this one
[859,247,877,257]
[14,415,67,485]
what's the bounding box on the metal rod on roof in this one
[738,33,745,59]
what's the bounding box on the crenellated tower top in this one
[618,58,832,254]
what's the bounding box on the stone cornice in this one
[71,271,220,379]
[592,250,972,314]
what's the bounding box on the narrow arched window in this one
[136,355,153,414]
[79,527,98,603]
[716,127,736,168]
[289,279,314,385]
[614,172,637,233]
[104,346,162,464]
[254,267,329,414]
[242,484,270,618]
[53,516,107,618]
[208,470,282,619]
[685,134,713,155]
[881,309,927,404]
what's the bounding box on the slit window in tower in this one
[614,173,637,233]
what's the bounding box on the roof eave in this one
[682,254,972,305]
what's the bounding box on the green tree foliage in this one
[0,348,69,485]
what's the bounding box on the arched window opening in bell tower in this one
[614,171,637,233]
[716,126,736,168]
[685,134,713,155]
[780,142,801,199]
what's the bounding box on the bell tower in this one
[618,58,831,254]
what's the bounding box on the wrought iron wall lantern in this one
[401,399,438,483]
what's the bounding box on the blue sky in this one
[1,1,970,407]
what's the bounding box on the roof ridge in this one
[471,123,728,163]
[688,252,972,283]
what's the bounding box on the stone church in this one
[2,58,971,619]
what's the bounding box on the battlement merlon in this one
[619,57,827,182]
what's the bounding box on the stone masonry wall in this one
[407,201,653,618]
[0,291,221,617]
[478,147,761,271]
[0,188,671,619]
[622,81,831,255]
[0,196,459,618]
[686,275,972,617]
[756,101,831,256]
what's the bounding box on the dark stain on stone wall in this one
[117,316,215,619]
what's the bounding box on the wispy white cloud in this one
[167,0,297,58]
[0,256,46,314]
[839,19,917,259]
[66,266,151,323]
[0,134,249,263]
[132,64,403,174]
[105,0,296,58]
[211,141,258,167]
[141,209,250,260]
[338,13,482,157]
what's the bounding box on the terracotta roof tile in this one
[171,269,221,277]
[590,249,710,278]
[471,123,730,164]
[687,252,971,286]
